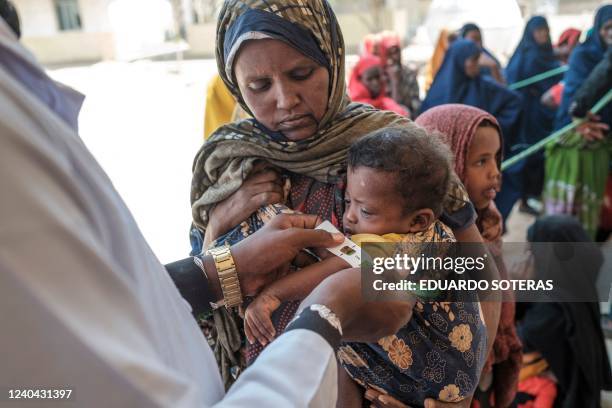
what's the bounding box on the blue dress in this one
[504,16,562,204]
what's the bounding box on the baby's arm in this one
[244,255,350,345]
[265,255,350,301]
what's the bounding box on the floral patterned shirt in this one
[339,223,487,406]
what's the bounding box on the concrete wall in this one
[338,10,394,53]
[80,0,113,32]
[22,32,115,65]
[14,0,115,65]
[14,0,57,36]
[185,22,216,58]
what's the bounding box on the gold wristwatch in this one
[207,245,243,309]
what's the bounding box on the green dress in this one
[544,129,611,238]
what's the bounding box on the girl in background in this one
[417,104,522,408]
[348,53,409,116]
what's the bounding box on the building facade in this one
[14,0,179,65]
[15,0,115,64]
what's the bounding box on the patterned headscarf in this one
[191,0,411,231]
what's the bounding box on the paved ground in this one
[48,59,611,404]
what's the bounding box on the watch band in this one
[286,305,343,349]
[207,245,242,309]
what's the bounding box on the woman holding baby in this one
[190,1,501,406]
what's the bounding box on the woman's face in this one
[464,30,482,47]
[360,66,383,98]
[464,54,480,78]
[600,19,612,46]
[533,27,550,45]
[234,39,330,142]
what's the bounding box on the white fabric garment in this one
[0,18,84,131]
[0,22,337,407]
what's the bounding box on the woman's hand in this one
[576,113,609,142]
[423,398,472,408]
[477,54,505,85]
[364,388,472,408]
[365,388,408,407]
[205,163,285,245]
[231,214,344,295]
[299,268,415,342]
[478,53,496,68]
[540,88,558,109]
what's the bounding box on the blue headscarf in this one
[222,8,330,79]
[506,16,560,145]
[460,23,502,79]
[506,16,560,92]
[555,5,612,129]
[420,39,523,154]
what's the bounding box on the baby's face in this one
[343,167,415,236]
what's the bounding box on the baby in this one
[245,127,487,406]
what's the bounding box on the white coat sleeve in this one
[218,329,338,408]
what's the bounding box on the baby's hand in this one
[244,293,281,346]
